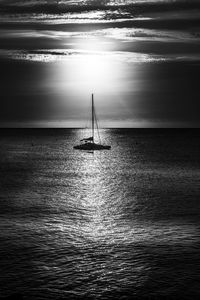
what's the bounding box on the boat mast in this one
[92,94,94,143]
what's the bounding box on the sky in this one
[0,0,200,127]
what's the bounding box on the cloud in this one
[0,0,200,127]
[0,58,55,123]
[125,61,200,127]
[1,48,200,64]
[0,0,200,17]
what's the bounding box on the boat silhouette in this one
[74,94,111,151]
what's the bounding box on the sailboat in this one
[74,94,111,150]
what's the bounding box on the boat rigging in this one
[73,94,111,151]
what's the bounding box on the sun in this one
[49,36,131,127]
[64,37,119,93]
[76,54,115,92]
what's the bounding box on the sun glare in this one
[61,37,120,93]
[50,36,133,126]
[76,54,116,92]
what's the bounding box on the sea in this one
[0,128,200,300]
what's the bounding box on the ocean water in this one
[0,129,200,300]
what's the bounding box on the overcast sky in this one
[0,0,200,127]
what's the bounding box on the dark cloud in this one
[0,59,54,123]
[126,61,200,127]
[0,0,200,14]
[0,32,62,50]
[0,0,200,127]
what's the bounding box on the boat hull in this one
[74,143,111,151]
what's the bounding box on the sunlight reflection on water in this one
[0,129,200,299]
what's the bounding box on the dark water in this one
[0,129,200,299]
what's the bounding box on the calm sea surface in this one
[0,129,200,299]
